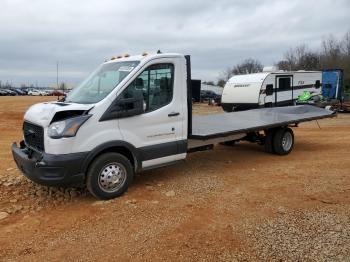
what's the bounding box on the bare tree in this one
[278,44,320,71]
[60,82,66,93]
[202,81,215,86]
[276,60,292,71]
[4,81,12,88]
[216,59,263,87]
[232,58,263,75]
[299,52,321,70]
[320,34,342,69]
[216,79,226,87]
[219,67,235,81]
[340,31,350,92]
[217,67,235,87]
[341,31,350,56]
[283,48,297,70]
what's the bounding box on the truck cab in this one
[12,53,190,199]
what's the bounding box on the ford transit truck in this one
[11,53,335,199]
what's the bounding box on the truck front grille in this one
[23,121,45,152]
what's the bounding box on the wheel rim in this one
[98,163,127,193]
[282,132,293,151]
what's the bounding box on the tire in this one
[87,152,134,200]
[264,129,275,153]
[272,128,294,155]
[220,140,236,146]
[222,104,233,112]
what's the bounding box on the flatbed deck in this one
[190,105,335,139]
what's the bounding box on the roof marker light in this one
[124,54,130,57]
[142,52,148,56]
[110,56,116,60]
[117,55,122,59]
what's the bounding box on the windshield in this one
[65,61,140,104]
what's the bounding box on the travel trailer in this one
[221,69,322,112]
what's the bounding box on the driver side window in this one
[120,63,174,112]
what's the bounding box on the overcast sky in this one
[0,0,349,87]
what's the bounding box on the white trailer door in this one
[275,75,293,106]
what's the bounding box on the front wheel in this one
[87,153,134,200]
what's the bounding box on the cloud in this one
[0,0,349,86]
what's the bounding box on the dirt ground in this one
[0,97,349,261]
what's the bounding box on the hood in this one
[24,102,94,127]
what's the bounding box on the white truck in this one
[221,70,322,112]
[12,53,335,199]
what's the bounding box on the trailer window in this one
[315,80,321,89]
[120,64,174,112]
[278,77,291,91]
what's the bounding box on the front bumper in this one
[11,141,87,186]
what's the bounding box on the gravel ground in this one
[0,97,349,261]
[246,207,350,261]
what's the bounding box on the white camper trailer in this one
[221,70,322,112]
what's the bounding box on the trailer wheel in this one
[272,128,294,155]
[264,129,275,153]
[86,152,134,200]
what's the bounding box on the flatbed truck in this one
[12,53,335,199]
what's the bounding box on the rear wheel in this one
[272,128,294,155]
[87,153,134,200]
[264,129,276,153]
[220,140,236,146]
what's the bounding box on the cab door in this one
[117,58,186,169]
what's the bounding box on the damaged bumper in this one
[11,141,87,186]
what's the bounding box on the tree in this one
[60,82,66,93]
[217,67,235,87]
[320,34,342,69]
[232,58,263,75]
[340,31,350,91]
[217,59,263,87]
[4,81,12,88]
[341,31,350,56]
[217,79,226,87]
[202,81,215,86]
[299,52,321,71]
[278,44,320,71]
[276,60,292,71]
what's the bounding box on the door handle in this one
[168,112,180,117]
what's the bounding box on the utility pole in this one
[56,61,59,90]
[56,61,60,99]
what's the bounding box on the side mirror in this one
[100,89,144,121]
[266,84,274,96]
[114,90,144,118]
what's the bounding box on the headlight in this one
[48,115,91,139]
